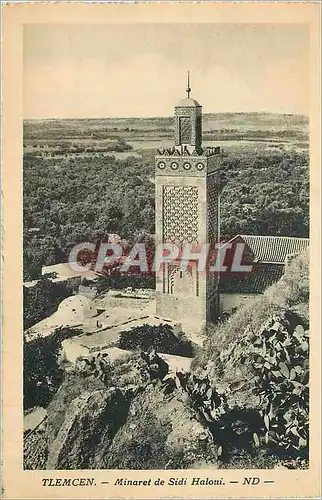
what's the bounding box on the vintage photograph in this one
[22,22,311,472]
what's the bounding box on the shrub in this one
[75,349,169,389]
[95,274,155,294]
[117,324,194,357]
[75,352,112,384]
[23,327,82,410]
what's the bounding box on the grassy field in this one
[23,112,308,157]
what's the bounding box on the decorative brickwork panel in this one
[179,117,192,143]
[163,186,199,244]
[206,175,220,301]
[175,110,192,145]
[207,176,219,245]
[175,107,194,117]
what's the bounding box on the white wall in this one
[62,339,90,365]
[219,293,257,316]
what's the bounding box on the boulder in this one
[46,388,130,469]
[103,383,216,470]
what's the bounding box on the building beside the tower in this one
[155,76,224,333]
[218,234,309,317]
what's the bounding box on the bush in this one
[193,250,309,379]
[23,327,82,410]
[95,274,155,294]
[117,324,194,357]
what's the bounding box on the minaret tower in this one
[155,74,223,333]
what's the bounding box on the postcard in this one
[1,2,321,499]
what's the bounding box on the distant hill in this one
[202,112,308,132]
[24,112,308,140]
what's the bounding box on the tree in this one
[23,327,82,410]
[23,277,72,330]
[117,324,194,357]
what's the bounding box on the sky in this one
[23,23,310,118]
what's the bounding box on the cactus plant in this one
[76,352,111,384]
[251,315,309,454]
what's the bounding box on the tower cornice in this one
[155,151,223,177]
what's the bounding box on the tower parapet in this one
[157,145,221,156]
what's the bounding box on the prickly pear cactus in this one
[76,352,111,384]
[175,371,228,422]
[140,348,169,381]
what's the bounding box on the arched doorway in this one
[169,267,194,296]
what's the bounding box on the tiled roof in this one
[228,235,309,264]
[218,263,285,294]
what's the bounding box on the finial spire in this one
[186,70,191,98]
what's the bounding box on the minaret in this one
[174,71,202,153]
[155,75,223,333]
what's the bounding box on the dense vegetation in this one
[23,277,74,330]
[192,250,309,464]
[23,326,82,410]
[23,146,309,280]
[117,324,194,357]
[219,150,309,241]
[23,152,155,280]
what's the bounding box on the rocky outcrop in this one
[25,348,220,470]
[37,377,212,471]
[163,393,215,467]
[103,383,214,470]
[46,388,131,469]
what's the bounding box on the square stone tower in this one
[155,77,223,333]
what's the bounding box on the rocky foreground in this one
[24,252,309,470]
